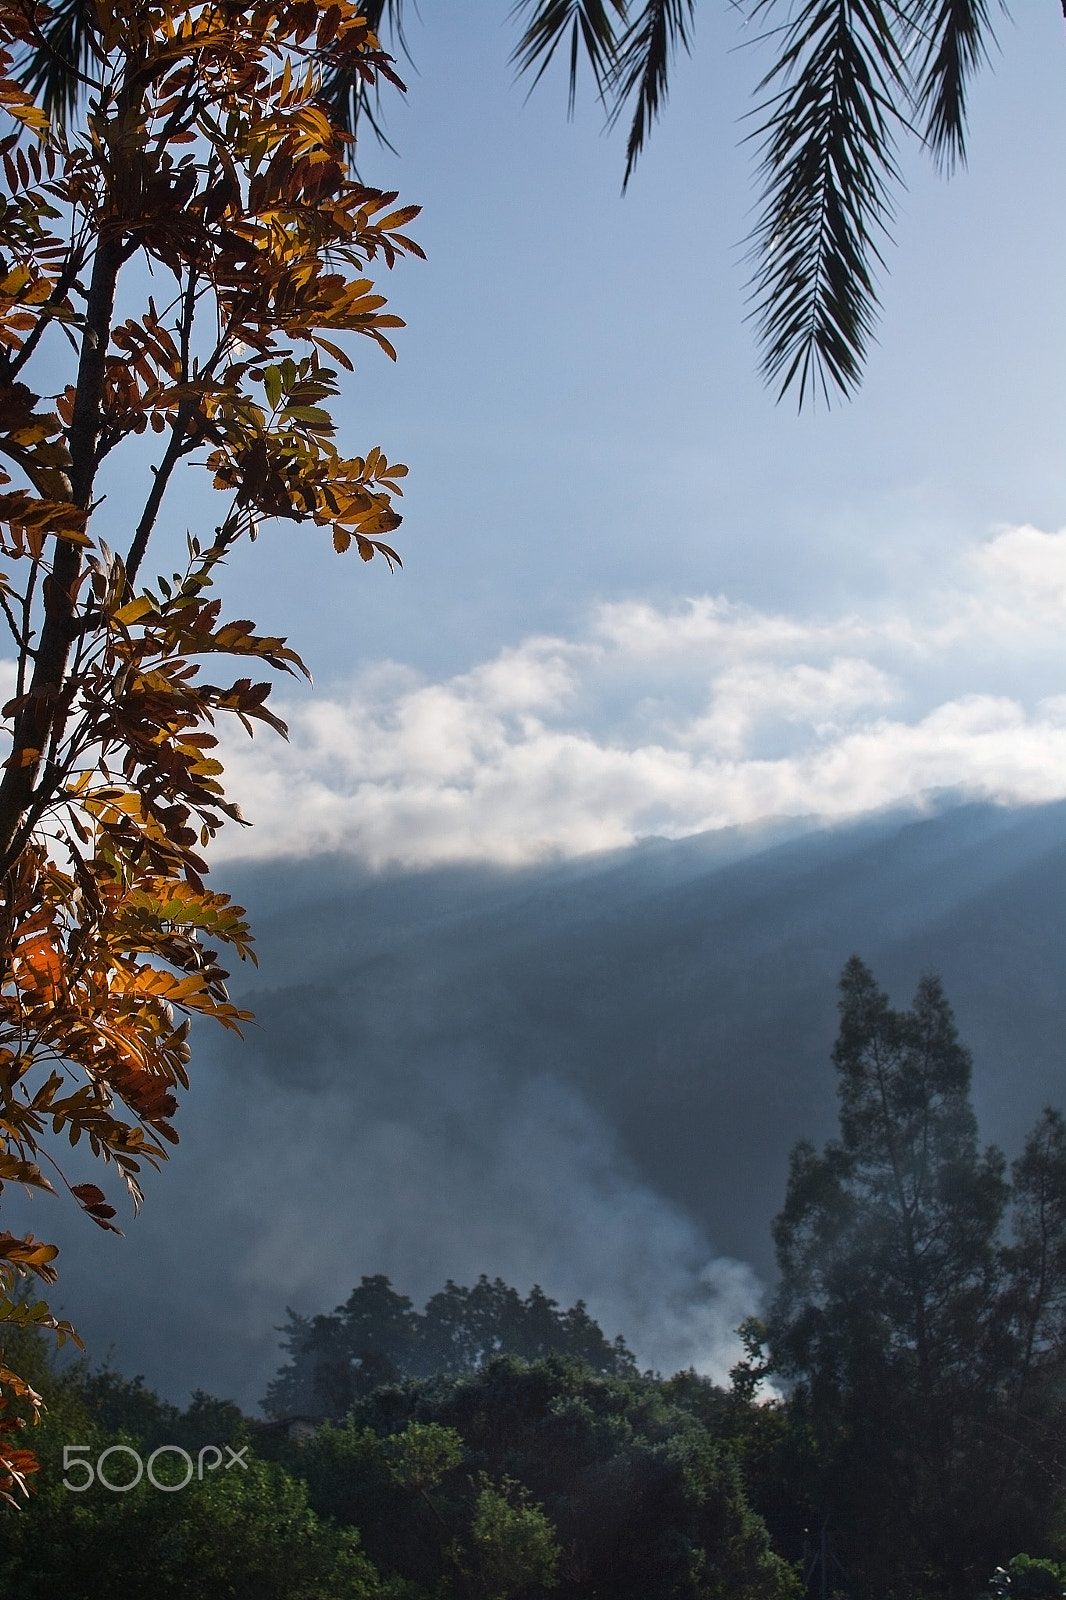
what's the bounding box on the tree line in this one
[265,1272,637,1417]
[1,957,1062,1599]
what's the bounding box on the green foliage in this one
[69,1472,343,1594]
[662,1364,822,1571]
[1001,1556,1066,1600]
[311,1354,800,1600]
[0,1306,799,1599]
[0,1452,391,1600]
[8,951,1063,1600]
[1002,1108,1066,1385]
[0,1341,391,1598]
[767,958,1066,1597]
[467,1476,561,1600]
[384,1419,465,1492]
[255,1412,563,1598]
[265,1273,636,1418]
[273,1417,457,1593]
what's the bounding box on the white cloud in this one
[971,523,1066,615]
[693,657,900,756]
[593,594,880,659]
[201,524,1066,866]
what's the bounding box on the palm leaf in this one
[608,0,696,190]
[16,0,99,125]
[510,0,630,112]
[745,1,912,407]
[318,0,412,152]
[906,0,1002,171]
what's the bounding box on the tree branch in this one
[0,230,124,873]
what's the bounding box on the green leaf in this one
[285,405,334,427]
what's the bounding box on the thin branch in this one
[122,400,196,588]
[178,262,199,385]
[7,250,86,382]
[16,558,39,701]
[0,589,24,656]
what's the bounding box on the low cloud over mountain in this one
[215,525,1066,867]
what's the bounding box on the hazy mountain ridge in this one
[21,799,1064,1406]
[222,799,1066,1276]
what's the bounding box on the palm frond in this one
[608,0,696,190]
[510,0,629,113]
[318,0,412,150]
[746,1,912,407]
[16,0,98,125]
[906,0,1001,171]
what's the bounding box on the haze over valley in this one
[23,796,1065,1410]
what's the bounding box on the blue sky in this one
[164,1,1066,870]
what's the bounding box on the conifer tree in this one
[767,957,1062,1596]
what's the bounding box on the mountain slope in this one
[22,800,1065,1405]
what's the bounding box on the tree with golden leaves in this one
[0,0,420,1500]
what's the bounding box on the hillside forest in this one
[2,960,1063,1600]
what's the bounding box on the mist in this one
[24,1037,760,1409]
[15,797,1065,1411]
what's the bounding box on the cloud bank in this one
[214,524,1066,868]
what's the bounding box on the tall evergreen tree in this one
[993,1108,1066,1549]
[768,957,1024,1597]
